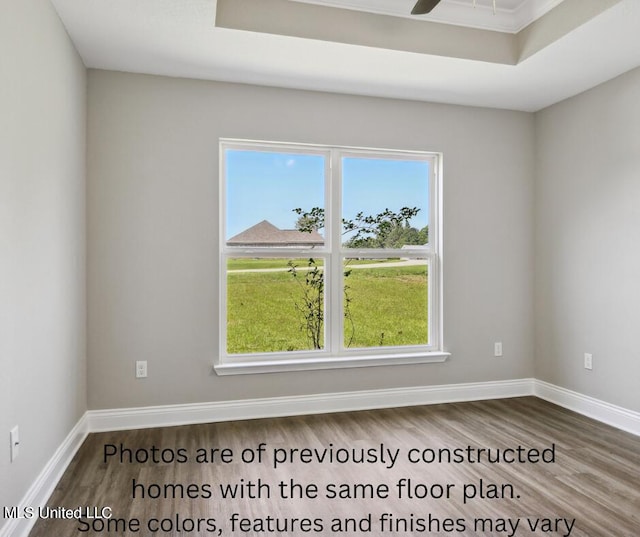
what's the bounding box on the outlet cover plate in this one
[136,360,148,378]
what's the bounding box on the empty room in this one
[2,0,639,536]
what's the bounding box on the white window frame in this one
[216,139,448,375]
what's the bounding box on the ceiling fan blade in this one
[411,0,442,15]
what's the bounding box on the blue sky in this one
[225,149,429,240]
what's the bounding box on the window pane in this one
[343,258,428,348]
[227,258,325,354]
[225,149,325,247]
[342,157,429,249]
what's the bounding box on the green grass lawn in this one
[345,265,428,348]
[227,258,399,271]
[227,263,428,354]
[227,258,301,271]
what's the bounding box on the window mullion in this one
[329,149,343,355]
[431,157,441,350]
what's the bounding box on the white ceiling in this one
[50,0,640,112]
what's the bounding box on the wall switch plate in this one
[136,360,148,378]
[584,353,593,370]
[494,342,503,357]
[10,426,19,462]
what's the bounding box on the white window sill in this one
[214,351,450,376]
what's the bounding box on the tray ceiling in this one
[49,0,640,112]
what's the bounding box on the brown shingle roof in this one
[227,220,324,247]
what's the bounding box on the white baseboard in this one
[534,380,640,436]
[88,378,535,432]
[0,414,89,537]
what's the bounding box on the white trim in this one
[534,380,640,437]
[215,351,450,375]
[0,414,89,537]
[85,379,640,436]
[88,379,533,432]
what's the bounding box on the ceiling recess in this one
[290,0,567,33]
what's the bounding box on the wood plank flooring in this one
[29,397,639,536]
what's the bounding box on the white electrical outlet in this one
[136,360,148,378]
[494,342,503,357]
[584,353,593,370]
[10,426,19,462]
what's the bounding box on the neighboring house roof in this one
[227,220,324,247]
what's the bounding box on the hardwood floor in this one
[29,397,639,536]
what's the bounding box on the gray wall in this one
[535,67,640,412]
[87,71,535,410]
[0,0,87,524]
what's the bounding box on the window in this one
[217,139,446,374]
